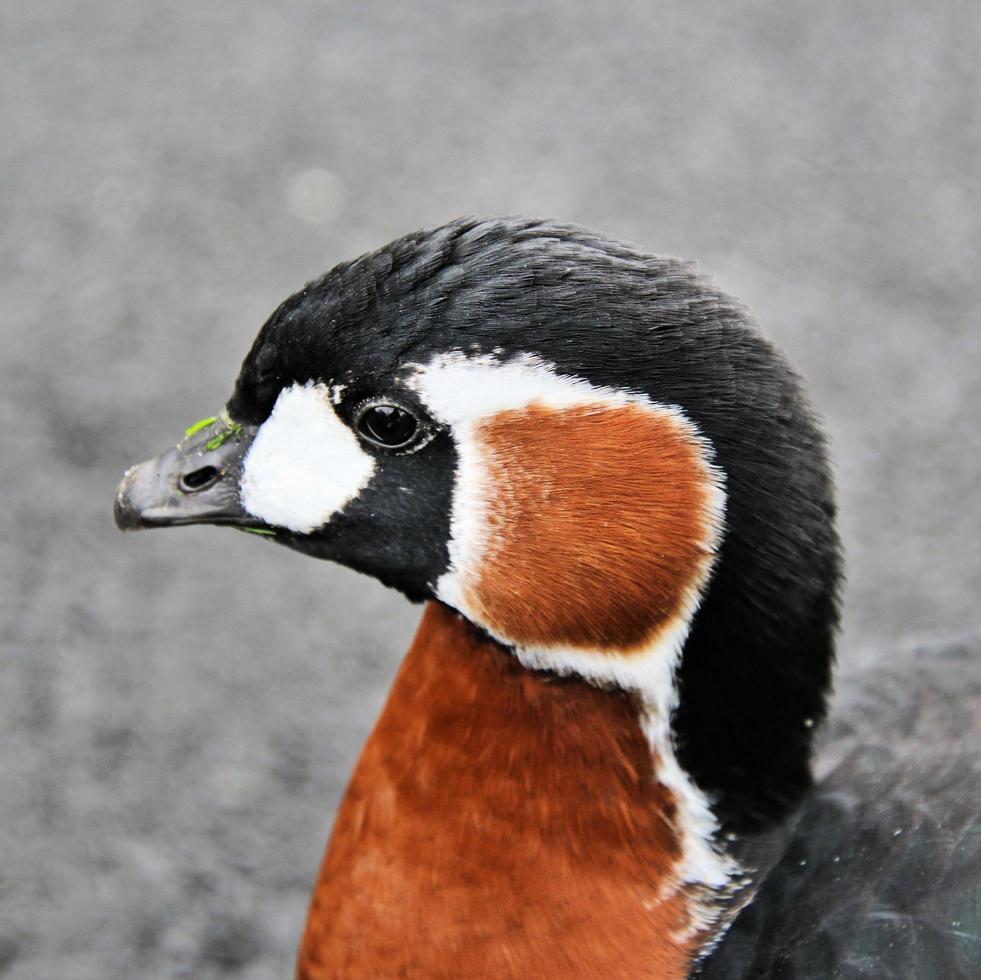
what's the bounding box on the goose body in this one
[115,218,979,977]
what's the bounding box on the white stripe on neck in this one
[409,350,738,931]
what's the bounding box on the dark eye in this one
[356,403,419,449]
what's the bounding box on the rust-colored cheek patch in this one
[467,401,720,652]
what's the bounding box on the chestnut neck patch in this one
[464,400,721,653]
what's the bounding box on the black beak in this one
[114,413,268,533]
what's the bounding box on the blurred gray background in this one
[2,1,979,977]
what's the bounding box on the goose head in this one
[116,216,840,838]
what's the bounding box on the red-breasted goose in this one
[115,217,980,978]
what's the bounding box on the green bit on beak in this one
[238,527,276,537]
[184,416,217,438]
[204,414,243,452]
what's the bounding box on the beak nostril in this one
[179,465,221,493]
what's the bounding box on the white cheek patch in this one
[240,382,376,533]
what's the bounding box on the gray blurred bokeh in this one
[2,2,979,977]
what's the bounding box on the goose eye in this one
[356,404,419,449]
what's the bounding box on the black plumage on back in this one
[700,634,981,978]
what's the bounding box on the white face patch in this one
[240,382,376,533]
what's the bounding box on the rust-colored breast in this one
[297,602,697,979]
[465,401,720,652]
